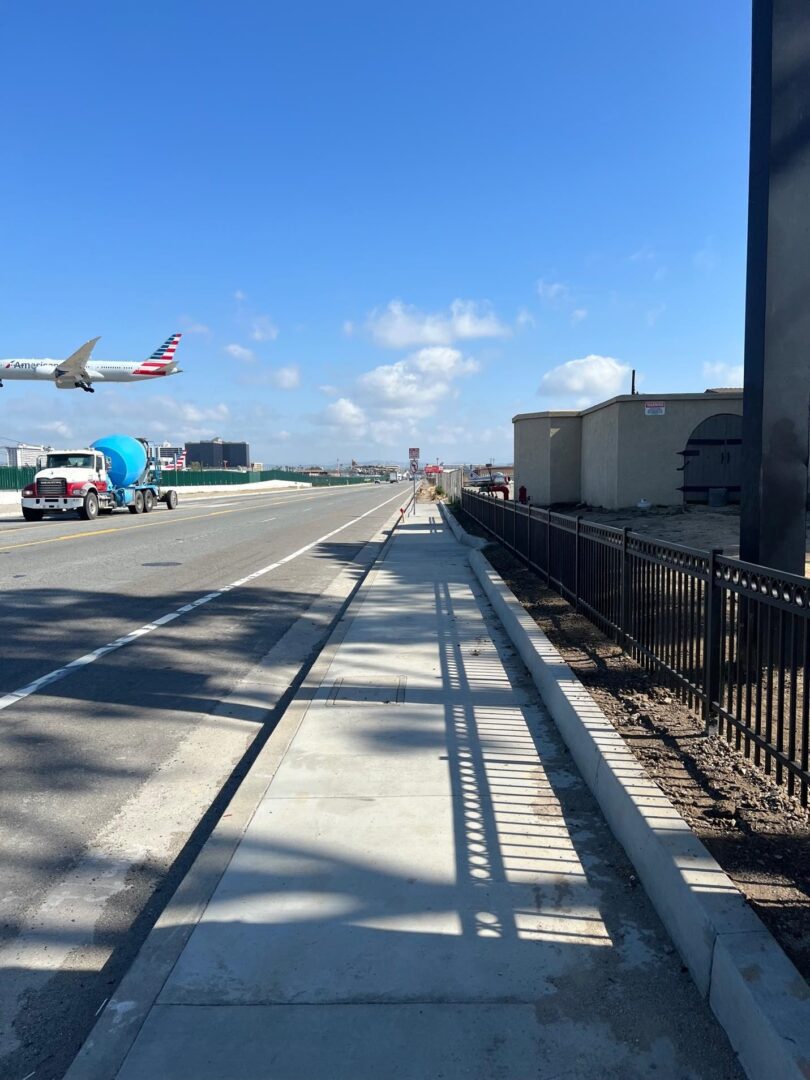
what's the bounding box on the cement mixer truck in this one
[20,434,179,522]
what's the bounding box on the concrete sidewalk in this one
[101,501,741,1079]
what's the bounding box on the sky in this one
[0,1,752,467]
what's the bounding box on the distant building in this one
[3,444,45,468]
[157,443,186,468]
[513,389,744,510]
[185,438,250,469]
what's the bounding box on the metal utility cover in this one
[325,677,406,705]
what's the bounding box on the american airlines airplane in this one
[0,333,183,393]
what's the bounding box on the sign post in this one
[409,447,419,515]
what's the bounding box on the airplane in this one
[468,467,509,487]
[0,333,183,393]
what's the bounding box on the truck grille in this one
[37,478,67,498]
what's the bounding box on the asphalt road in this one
[0,482,407,1080]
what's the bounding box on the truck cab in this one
[21,449,112,521]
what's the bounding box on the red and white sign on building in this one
[408,446,420,472]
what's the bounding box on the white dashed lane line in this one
[0,489,403,717]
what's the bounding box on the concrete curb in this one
[445,511,810,1080]
[437,499,487,548]
[63,505,404,1080]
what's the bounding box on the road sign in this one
[408,446,420,472]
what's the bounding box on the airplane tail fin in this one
[133,333,183,376]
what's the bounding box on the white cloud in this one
[702,361,744,387]
[40,419,73,439]
[516,308,536,328]
[628,244,656,263]
[410,345,479,378]
[152,398,231,425]
[536,280,569,305]
[181,319,210,335]
[539,354,631,408]
[342,320,354,336]
[322,397,367,433]
[225,343,255,363]
[537,279,587,322]
[358,346,478,411]
[272,364,300,389]
[646,303,666,327]
[366,299,510,349]
[311,344,479,449]
[250,315,279,342]
[358,360,421,405]
[234,289,246,303]
[319,384,338,396]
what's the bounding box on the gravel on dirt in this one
[453,506,810,982]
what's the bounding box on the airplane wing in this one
[54,337,101,382]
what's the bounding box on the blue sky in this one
[0,1,751,466]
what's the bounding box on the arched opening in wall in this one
[677,413,742,505]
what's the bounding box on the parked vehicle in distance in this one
[20,433,179,521]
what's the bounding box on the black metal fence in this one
[462,488,810,804]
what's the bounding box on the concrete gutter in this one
[437,499,487,548]
[450,513,810,1080]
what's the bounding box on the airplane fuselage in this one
[1,360,181,383]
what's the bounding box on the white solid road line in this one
[0,489,404,717]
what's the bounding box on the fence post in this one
[545,511,551,584]
[703,547,723,734]
[574,515,581,612]
[620,527,629,645]
[526,506,531,565]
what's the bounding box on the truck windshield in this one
[45,454,96,469]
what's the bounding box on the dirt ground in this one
[579,503,810,574]
[454,506,810,982]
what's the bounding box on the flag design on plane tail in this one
[132,333,182,377]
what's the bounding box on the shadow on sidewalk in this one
[102,526,742,1078]
[2,519,743,1080]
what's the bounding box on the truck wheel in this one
[165,489,178,510]
[22,508,43,522]
[128,492,145,515]
[79,491,99,521]
[143,489,155,513]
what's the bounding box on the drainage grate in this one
[325,677,406,705]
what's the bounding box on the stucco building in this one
[513,389,744,509]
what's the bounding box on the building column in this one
[740,0,810,575]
